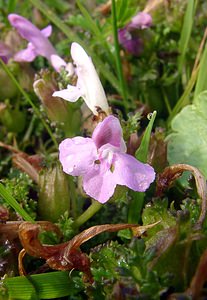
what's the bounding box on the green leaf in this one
[135,111,157,163]
[128,111,156,224]
[167,91,207,179]
[177,0,197,73]
[194,43,207,98]
[116,0,138,27]
[0,183,34,222]
[4,271,83,299]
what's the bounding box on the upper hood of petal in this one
[92,115,126,152]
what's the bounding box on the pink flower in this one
[59,115,155,203]
[8,14,66,72]
[118,12,152,56]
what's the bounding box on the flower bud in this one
[33,70,81,136]
[38,163,70,222]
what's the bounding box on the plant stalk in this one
[72,200,102,228]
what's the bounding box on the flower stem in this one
[111,0,129,111]
[72,200,102,228]
[0,59,58,149]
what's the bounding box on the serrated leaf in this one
[167,91,207,179]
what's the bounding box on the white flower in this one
[53,42,110,115]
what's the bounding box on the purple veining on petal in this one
[92,115,126,151]
[59,115,155,203]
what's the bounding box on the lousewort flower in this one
[8,14,66,72]
[118,12,152,56]
[59,115,155,203]
[53,42,110,116]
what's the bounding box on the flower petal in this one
[8,14,56,60]
[50,54,66,72]
[41,25,52,38]
[113,153,155,192]
[59,137,97,176]
[70,42,109,115]
[83,164,116,203]
[14,43,37,62]
[92,115,126,152]
[53,84,83,102]
[129,12,152,29]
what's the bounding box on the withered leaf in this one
[156,164,207,228]
[18,222,160,281]
[0,140,43,183]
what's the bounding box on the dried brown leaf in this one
[156,164,207,229]
[18,221,160,281]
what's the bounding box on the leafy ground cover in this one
[1,0,207,299]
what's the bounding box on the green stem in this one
[167,66,199,125]
[72,200,102,228]
[29,0,121,94]
[161,87,172,115]
[0,183,34,222]
[111,0,128,110]
[0,59,58,149]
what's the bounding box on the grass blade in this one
[135,111,157,163]
[129,111,156,224]
[4,271,83,299]
[178,0,196,73]
[194,41,207,98]
[111,0,129,109]
[0,183,34,222]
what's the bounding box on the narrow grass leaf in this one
[129,111,156,224]
[4,271,82,299]
[111,0,128,109]
[0,183,34,222]
[135,111,157,163]
[194,44,207,98]
[178,0,196,73]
